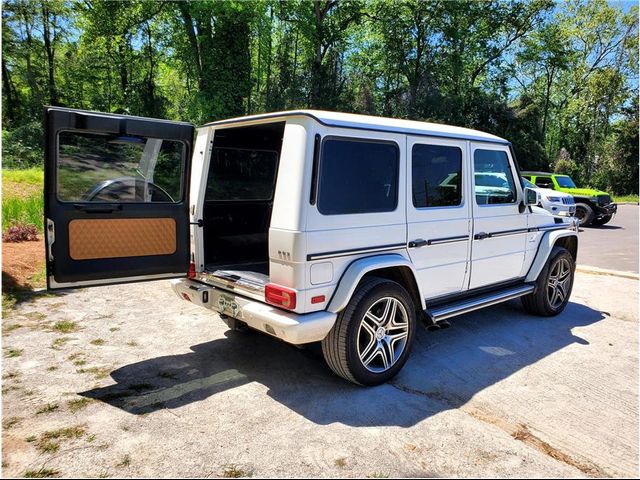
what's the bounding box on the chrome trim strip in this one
[427,235,470,246]
[307,243,406,261]
[48,272,185,289]
[430,284,535,321]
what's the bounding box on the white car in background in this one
[522,177,575,217]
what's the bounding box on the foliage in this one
[2,222,39,242]
[1,0,638,194]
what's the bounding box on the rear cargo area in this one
[202,121,285,287]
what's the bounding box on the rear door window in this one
[57,131,185,203]
[317,137,399,215]
[412,144,463,208]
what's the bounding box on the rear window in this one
[205,148,278,201]
[57,131,185,203]
[317,137,399,215]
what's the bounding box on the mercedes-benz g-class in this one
[44,108,578,385]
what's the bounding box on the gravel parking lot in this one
[2,268,637,477]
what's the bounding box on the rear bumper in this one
[170,279,336,345]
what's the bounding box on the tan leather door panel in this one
[69,218,176,260]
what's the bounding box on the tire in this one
[574,203,594,227]
[591,214,612,226]
[522,246,575,317]
[321,276,417,386]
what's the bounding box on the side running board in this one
[427,283,535,322]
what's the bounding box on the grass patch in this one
[614,194,639,203]
[3,370,20,380]
[221,464,253,478]
[2,195,44,232]
[125,340,139,347]
[2,322,23,334]
[116,454,131,468]
[52,320,79,333]
[2,167,44,186]
[36,403,59,415]
[334,458,348,468]
[4,347,23,357]
[90,338,105,346]
[67,398,92,412]
[109,327,120,332]
[3,416,21,429]
[51,337,72,349]
[76,366,111,379]
[36,425,87,454]
[23,468,61,478]
[46,366,58,372]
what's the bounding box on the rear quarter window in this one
[317,137,399,215]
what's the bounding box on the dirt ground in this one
[1,271,637,478]
[2,240,45,290]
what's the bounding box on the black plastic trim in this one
[307,243,406,261]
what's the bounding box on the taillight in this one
[188,262,196,279]
[265,283,296,310]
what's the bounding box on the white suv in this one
[522,177,576,217]
[44,108,578,386]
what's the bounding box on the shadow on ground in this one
[82,300,604,427]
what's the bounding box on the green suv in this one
[522,172,617,226]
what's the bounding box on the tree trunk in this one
[41,2,58,105]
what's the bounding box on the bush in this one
[2,121,44,169]
[3,222,39,242]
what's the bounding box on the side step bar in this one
[427,283,536,323]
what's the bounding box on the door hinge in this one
[46,218,55,261]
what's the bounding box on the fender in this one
[327,253,426,313]
[525,229,578,283]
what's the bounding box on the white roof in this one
[202,109,509,144]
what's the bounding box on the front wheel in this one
[321,277,417,386]
[574,203,594,227]
[522,246,575,316]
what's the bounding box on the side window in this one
[205,148,278,201]
[534,176,554,189]
[412,144,462,208]
[317,137,399,215]
[474,149,517,205]
[57,131,184,203]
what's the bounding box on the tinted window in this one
[205,148,278,201]
[474,150,517,205]
[412,144,462,208]
[317,138,398,215]
[57,131,184,202]
[534,176,554,188]
[555,176,577,188]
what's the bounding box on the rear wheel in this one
[522,246,575,316]
[591,214,612,226]
[321,277,417,386]
[574,203,594,227]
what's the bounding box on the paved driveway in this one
[2,272,637,477]
[578,204,638,273]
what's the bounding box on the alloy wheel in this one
[357,297,409,373]
[547,257,571,309]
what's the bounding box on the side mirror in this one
[524,187,539,206]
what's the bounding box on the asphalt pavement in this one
[577,204,638,273]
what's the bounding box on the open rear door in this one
[44,107,194,289]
